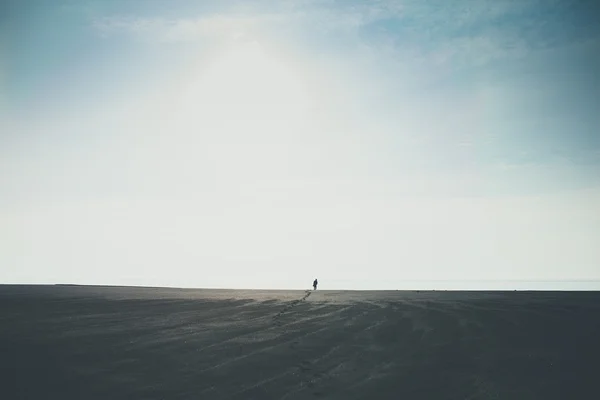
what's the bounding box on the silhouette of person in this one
[313,278,318,290]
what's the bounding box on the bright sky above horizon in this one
[1,0,599,290]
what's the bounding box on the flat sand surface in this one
[1,285,599,399]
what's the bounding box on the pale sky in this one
[2,0,599,290]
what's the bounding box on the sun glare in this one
[172,40,310,139]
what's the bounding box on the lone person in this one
[313,278,318,291]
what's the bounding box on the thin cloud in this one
[89,0,544,70]
[88,0,405,43]
[92,14,283,43]
[346,0,587,71]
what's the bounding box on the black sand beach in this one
[1,285,599,399]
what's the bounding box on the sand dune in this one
[1,285,599,399]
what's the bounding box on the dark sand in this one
[1,285,599,399]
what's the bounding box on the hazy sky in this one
[2,0,599,290]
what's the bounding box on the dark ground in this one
[1,285,599,399]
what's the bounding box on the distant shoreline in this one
[0,283,598,292]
